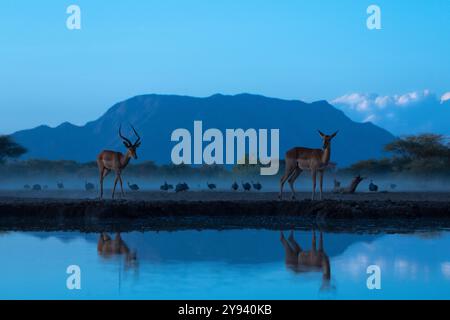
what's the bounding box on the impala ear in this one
[123,141,131,148]
[135,142,141,148]
[318,130,325,137]
[331,131,339,138]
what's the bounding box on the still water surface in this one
[1,229,449,299]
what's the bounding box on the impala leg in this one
[312,229,317,253]
[118,174,125,197]
[112,174,120,199]
[279,169,294,200]
[319,231,324,252]
[288,168,302,200]
[311,170,317,200]
[279,160,296,200]
[97,233,105,252]
[288,230,302,254]
[99,168,104,199]
[100,168,111,199]
[280,232,296,257]
[319,170,324,200]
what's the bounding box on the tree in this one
[384,134,450,160]
[0,135,27,163]
[342,134,450,176]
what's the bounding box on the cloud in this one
[331,90,431,110]
[331,90,450,135]
[441,92,450,104]
[442,262,450,279]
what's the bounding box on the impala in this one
[97,125,141,199]
[279,130,338,200]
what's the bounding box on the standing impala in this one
[279,130,338,200]
[97,125,141,199]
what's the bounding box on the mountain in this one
[12,93,395,167]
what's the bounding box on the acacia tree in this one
[0,135,27,164]
[342,134,450,176]
[384,134,450,160]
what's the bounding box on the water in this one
[1,229,450,299]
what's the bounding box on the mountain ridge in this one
[12,93,395,166]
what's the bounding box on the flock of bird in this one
[22,180,263,193]
[24,179,395,193]
[164,181,263,193]
[23,184,48,191]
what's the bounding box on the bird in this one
[85,181,95,191]
[175,182,189,193]
[32,184,42,191]
[127,182,140,191]
[231,181,239,191]
[24,184,31,190]
[333,179,342,193]
[369,180,378,192]
[242,182,251,191]
[57,182,64,190]
[252,181,262,191]
[334,179,341,188]
[160,181,173,191]
[207,182,216,190]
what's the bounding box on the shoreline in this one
[1,192,450,232]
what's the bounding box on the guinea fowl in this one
[127,182,140,191]
[175,182,189,193]
[252,181,262,191]
[207,182,217,190]
[57,182,64,190]
[32,184,41,191]
[333,179,341,192]
[369,180,378,192]
[160,181,173,191]
[85,181,95,191]
[231,181,239,191]
[390,183,397,190]
[242,182,252,191]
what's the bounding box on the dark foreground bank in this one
[0,192,450,232]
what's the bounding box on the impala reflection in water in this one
[97,233,138,270]
[280,230,331,290]
[1,229,450,299]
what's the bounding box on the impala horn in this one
[131,125,141,146]
[119,125,133,147]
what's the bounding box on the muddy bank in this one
[2,190,450,202]
[0,196,449,232]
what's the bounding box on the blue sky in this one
[0,0,449,134]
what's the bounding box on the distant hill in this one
[12,93,395,166]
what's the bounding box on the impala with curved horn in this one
[97,125,141,199]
